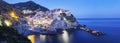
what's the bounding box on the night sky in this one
[4,0,120,18]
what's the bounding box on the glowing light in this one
[9,11,19,21]
[0,18,2,26]
[28,35,35,43]
[4,20,12,26]
[62,30,69,43]
[39,35,46,42]
[0,21,2,26]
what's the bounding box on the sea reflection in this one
[28,35,35,43]
[62,30,69,43]
[28,30,70,43]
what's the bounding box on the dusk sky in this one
[4,0,120,18]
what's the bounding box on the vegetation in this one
[0,26,31,43]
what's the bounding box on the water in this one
[29,18,120,43]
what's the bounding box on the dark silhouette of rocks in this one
[12,1,49,12]
[0,26,31,43]
[0,0,31,43]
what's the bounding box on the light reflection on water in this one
[39,35,46,43]
[27,19,120,43]
[28,35,35,43]
[62,30,69,43]
[28,30,69,43]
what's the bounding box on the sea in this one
[29,18,120,43]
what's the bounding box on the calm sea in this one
[31,18,120,43]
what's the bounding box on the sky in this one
[4,0,120,18]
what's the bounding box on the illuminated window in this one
[4,20,12,26]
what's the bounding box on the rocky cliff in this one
[12,1,49,12]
